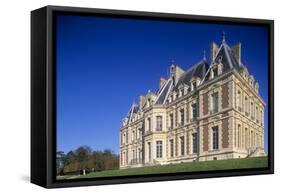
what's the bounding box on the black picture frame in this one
[31,5,274,188]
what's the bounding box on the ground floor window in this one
[170,139,174,157]
[212,126,219,150]
[156,141,163,158]
[148,142,151,161]
[180,136,185,156]
[192,133,198,153]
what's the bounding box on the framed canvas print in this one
[31,5,274,188]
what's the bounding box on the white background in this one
[0,0,278,193]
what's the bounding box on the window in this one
[147,118,151,131]
[138,128,142,139]
[212,126,219,150]
[245,96,249,116]
[148,142,151,161]
[156,116,162,131]
[245,128,248,148]
[180,109,184,126]
[181,89,184,96]
[212,92,219,113]
[132,150,135,161]
[250,131,253,147]
[138,148,141,161]
[237,90,242,111]
[192,103,198,121]
[170,139,174,157]
[180,136,185,156]
[192,133,198,153]
[169,113,174,129]
[256,106,259,123]
[213,66,218,77]
[126,131,128,143]
[147,98,151,107]
[156,141,163,158]
[251,102,254,120]
[192,82,197,90]
[132,131,135,141]
[238,124,241,148]
[260,110,263,126]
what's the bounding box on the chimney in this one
[210,42,219,62]
[159,77,167,89]
[139,95,146,109]
[231,42,241,65]
[170,63,184,85]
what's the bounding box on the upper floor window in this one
[169,113,174,129]
[212,126,219,150]
[132,130,135,141]
[251,102,254,120]
[138,128,142,139]
[212,92,219,113]
[191,103,198,121]
[156,141,163,158]
[156,116,162,131]
[179,109,184,126]
[256,106,259,123]
[260,110,263,126]
[147,118,151,131]
[245,96,249,116]
[237,90,242,111]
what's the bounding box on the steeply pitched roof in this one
[124,40,247,121]
[213,42,243,71]
[174,59,209,91]
[155,78,173,104]
[126,103,139,123]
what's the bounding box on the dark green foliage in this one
[57,146,119,175]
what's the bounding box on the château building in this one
[119,36,266,169]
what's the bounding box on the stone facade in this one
[119,38,266,169]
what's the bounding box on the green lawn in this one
[58,156,268,180]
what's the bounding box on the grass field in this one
[57,156,268,180]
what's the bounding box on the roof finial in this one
[222,31,226,43]
[203,49,206,60]
[170,59,175,65]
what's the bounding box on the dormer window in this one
[181,89,184,97]
[192,82,197,90]
[255,82,259,93]
[218,63,223,75]
[213,66,218,77]
[249,76,254,87]
[169,96,172,103]
[147,98,151,107]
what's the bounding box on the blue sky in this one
[56,14,269,154]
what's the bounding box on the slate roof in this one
[214,42,243,71]
[174,59,209,91]
[126,103,139,122]
[155,79,173,104]
[124,40,247,123]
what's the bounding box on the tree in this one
[59,146,120,175]
[56,151,66,175]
